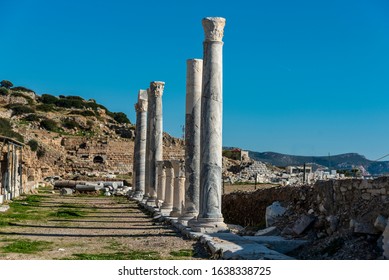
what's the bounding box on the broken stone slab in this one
[374,215,388,232]
[255,226,280,236]
[0,205,10,212]
[354,221,380,235]
[293,214,315,235]
[265,201,286,227]
[242,236,308,254]
[60,188,73,195]
[75,185,103,192]
[227,224,245,234]
[200,233,294,260]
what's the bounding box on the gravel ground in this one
[0,193,209,260]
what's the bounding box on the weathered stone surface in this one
[383,219,389,259]
[255,226,280,236]
[293,214,315,235]
[60,188,73,195]
[265,201,286,227]
[242,236,308,254]
[354,221,380,235]
[374,215,387,232]
[0,205,10,212]
[160,161,174,216]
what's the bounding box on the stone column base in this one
[160,205,173,216]
[141,195,149,204]
[169,209,182,218]
[178,212,198,226]
[146,197,157,207]
[191,218,229,233]
[132,191,144,201]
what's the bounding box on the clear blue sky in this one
[1,0,388,160]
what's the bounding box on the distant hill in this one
[248,151,389,176]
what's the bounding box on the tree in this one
[0,80,13,89]
[112,112,131,124]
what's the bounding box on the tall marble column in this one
[146,81,165,207]
[170,160,185,217]
[192,17,228,233]
[160,160,174,216]
[156,160,166,207]
[179,59,203,226]
[142,88,153,203]
[133,90,148,200]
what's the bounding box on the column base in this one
[146,197,157,207]
[169,208,182,218]
[141,195,149,204]
[178,212,198,226]
[132,191,144,201]
[190,218,229,233]
[160,204,173,216]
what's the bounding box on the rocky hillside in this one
[0,81,184,185]
[249,151,389,176]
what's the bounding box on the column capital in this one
[138,89,148,101]
[150,81,165,97]
[202,17,226,42]
[135,99,148,112]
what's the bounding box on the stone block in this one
[60,188,73,195]
[374,215,387,232]
[361,193,371,200]
[255,226,280,236]
[265,201,286,227]
[354,221,380,235]
[293,214,315,235]
[242,236,308,254]
[383,220,389,259]
[0,205,10,212]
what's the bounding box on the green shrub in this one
[40,119,59,132]
[65,95,84,101]
[0,118,24,142]
[0,87,9,96]
[55,98,84,109]
[6,104,35,116]
[37,147,46,158]
[23,114,40,122]
[0,80,13,89]
[11,86,35,93]
[27,139,39,151]
[69,110,96,117]
[112,112,131,124]
[10,91,34,105]
[62,118,79,130]
[36,104,54,112]
[40,94,58,104]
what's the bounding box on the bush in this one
[37,147,46,158]
[10,91,34,105]
[6,104,35,116]
[0,118,24,142]
[36,104,54,112]
[112,112,131,124]
[23,114,40,122]
[69,110,96,117]
[0,80,13,89]
[11,86,35,93]
[40,119,59,132]
[40,94,58,104]
[0,87,9,96]
[62,118,79,130]
[55,98,84,109]
[27,139,39,151]
[65,95,84,101]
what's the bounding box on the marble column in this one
[160,160,174,216]
[179,59,203,226]
[146,81,165,207]
[142,88,153,203]
[133,90,148,200]
[170,160,185,217]
[156,160,166,207]
[192,17,228,233]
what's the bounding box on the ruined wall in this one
[223,178,389,228]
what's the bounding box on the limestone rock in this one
[0,205,10,212]
[60,188,73,195]
[293,214,315,235]
[374,215,387,232]
[354,221,380,235]
[255,226,280,236]
[383,219,389,259]
[265,201,286,227]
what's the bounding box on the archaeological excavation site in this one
[0,17,388,260]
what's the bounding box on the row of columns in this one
[132,17,227,233]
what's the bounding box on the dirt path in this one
[0,192,209,260]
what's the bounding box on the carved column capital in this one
[150,81,165,97]
[202,17,226,42]
[135,99,148,113]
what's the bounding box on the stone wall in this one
[223,178,389,228]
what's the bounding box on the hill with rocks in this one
[0,81,185,188]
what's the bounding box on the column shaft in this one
[170,160,185,217]
[160,161,174,216]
